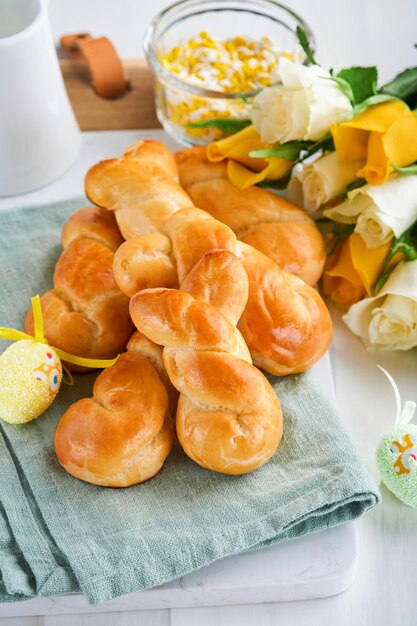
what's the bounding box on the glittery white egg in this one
[0,340,62,424]
[376,424,417,508]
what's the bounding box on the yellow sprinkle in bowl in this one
[144,0,315,146]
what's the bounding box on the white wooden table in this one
[1,1,417,624]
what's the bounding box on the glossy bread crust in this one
[85,142,193,240]
[54,352,173,487]
[237,242,333,375]
[86,139,332,375]
[130,251,283,475]
[175,146,326,285]
[24,206,133,370]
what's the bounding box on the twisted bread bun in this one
[175,146,326,285]
[123,139,179,181]
[130,250,283,475]
[237,242,333,375]
[86,140,332,375]
[113,233,179,298]
[54,351,174,487]
[163,205,237,284]
[165,208,332,376]
[61,202,124,250]
[180,246,248,327]
[127,330,179,416]
[85,141,193,240]
[24,206,134,371]
[111,202,237,298]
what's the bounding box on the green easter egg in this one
[0,340,62,424]
[376,424,417,508]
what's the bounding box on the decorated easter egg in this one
[0,340,62,424]
[376,423,417,508]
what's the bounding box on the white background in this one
[48,0,417,83]
[2,0,417,624]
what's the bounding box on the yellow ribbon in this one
[0,295,119,369]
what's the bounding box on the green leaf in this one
[391,162,417,175]
[257,172,293,190]
[249,140,311,161]
[336,66,378,104]
[374,265,396,293]
[380,67,417,105]
[250,134,334,163]
[296,134,335,164]
[346,178,367,192]
[408,94,417,110]
[374,221,417,292]
[352,93,406,117]
[328,223,356,256]
[328,76,355,103]
[187,119,251,132]
[397,242,417,260]
[296,26,317,65]
[240,94,250,105]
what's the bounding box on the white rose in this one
[343,260,417,350]
[324,175,417,248]
[250,57,352,144]
[287,152,363,212]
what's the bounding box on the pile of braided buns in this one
[29,139,332,487]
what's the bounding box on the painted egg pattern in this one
[33,351,61,394]
[376,424,417,508]
[0,340,62,424]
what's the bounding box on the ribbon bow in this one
[0,295,119,369]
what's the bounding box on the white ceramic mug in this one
[0,0,80,196]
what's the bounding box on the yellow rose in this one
[323,233,391,308]
[343,260,417,350]
[331,101,417,185]
[207,124,292,190]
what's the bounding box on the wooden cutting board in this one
[60,59,161,130]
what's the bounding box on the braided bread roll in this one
[85,140,193,240]
[54,347,174,487]
[130,250,283,475]
[164,208,332,376]
[24,206,134,371]
[126,330,179,416]
[86,140,332,375]
[175,146,326,286]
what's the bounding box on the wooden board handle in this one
[60,58,161,130]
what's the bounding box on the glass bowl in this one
[143,0,315,146]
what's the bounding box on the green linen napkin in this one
[0,198,379,605]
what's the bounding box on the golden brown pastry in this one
[180,247,248,327]
[54,351,174,487]
[165,207,332,376]
[85,141,193,240]
[86,140,332,375]
[127,330,179,416]
[130,250,283,475]
[237,242,333,375]
[113,233,179,298]
[175,146,326,285]
[123,138,179,181]
[60,202,124,250]
[25,206,134,370]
